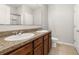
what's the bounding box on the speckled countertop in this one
[0,31,50,55]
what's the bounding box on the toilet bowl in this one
[52,37,58,47]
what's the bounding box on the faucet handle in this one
[19,31,24,34]
[12,31,18,35]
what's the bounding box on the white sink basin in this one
[36,30,48,33]
[4,33,35,41]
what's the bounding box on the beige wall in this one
[48,4,74,44]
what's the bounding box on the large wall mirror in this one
[0,4,22,25]
[0,4,48,30]
[0,4,34,25]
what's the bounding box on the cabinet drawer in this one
[9,42,33,55]
[34,37,43,48]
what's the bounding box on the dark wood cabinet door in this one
[44,39,49,55]
[44,34,49,55]
[34,43,43,55]
[8,42,33,55]
[49,33,52,51]
[34,37,43,48]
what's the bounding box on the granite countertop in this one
[0,31,50,55]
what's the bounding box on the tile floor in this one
[49,44,78,55]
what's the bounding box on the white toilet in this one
[52,37,58,47]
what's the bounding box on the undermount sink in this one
[36,30,48,33]
[4,33,35,41]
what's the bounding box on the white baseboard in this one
[57,41,74,47]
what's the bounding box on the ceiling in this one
[7,4,21,8]
[25,4,43,10]
[7,4,43,10]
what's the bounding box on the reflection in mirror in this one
[10,14,21,25]
[0,4,21,25]
[9,4,21,25]
[0,4,48,30]
[0,5,10,25]
[0,4,44,25]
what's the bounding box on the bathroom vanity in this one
[5,32,51,55]
[0,26,52,55]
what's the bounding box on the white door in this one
[74,5,79,53]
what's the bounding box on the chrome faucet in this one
[12,31,18,35]
[18,31,24,34]
[12,31,24,35]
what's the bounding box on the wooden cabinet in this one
[49,33,52,51]
[34,37,43,48]
[34,43,43,55]
[34,37,43,55]
[44,35,49,55]
[44,33,52,54]
[8,42,33,55]
[5,32,51,55]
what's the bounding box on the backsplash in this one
[0,28,42,37]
